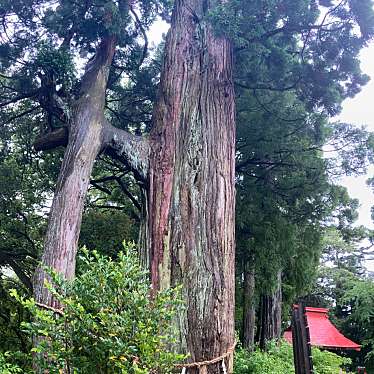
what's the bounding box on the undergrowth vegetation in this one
[6,243,184,373]
[0,245,358,374]
[234,340,352,374]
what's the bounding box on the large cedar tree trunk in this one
[147,0,236,371]
[257,270,282,349]
[242,262,256,350]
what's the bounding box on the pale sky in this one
[337,45,374,272]
[338,45,374,231]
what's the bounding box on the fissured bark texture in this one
[258,270,282,349]
[242,263,256,350]
[147,0,236,371]
[33,38,116,310]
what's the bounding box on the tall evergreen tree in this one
[1,0,374,371]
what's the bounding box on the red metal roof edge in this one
[305,307,329,313]
[283,334,361,351]
[316,344,361,351]
[292,305,329,313]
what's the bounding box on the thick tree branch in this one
[34,127,68,152]
[103,120,149,180]
[33,119,150,182]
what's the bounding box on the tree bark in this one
[242,262,256,350]
[146,0,236,371]
[32,1,236,371]
[258,270,282,349]
[33,37,117,310]
[34,127,68,152]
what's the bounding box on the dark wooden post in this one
[291,304,314,374]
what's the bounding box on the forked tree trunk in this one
[258,270,282,349]
[147,0,236,371]
[242,262,256,350]
[33,0,236,371]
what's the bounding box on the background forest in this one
[1,0,374,373]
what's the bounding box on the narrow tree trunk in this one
[258,270,282,349]
[33,37,116,310]
[242,262,256,350]
[147,1,236,371]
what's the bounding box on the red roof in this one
[284,307,361,351]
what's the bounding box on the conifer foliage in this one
[1,0,374,372]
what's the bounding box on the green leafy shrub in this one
[312,347,352,374]
[234,341,294,374]
[234,340,352,374]
[0,352,23,373]
[11,243,184,373]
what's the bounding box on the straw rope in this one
[175,341,236,373]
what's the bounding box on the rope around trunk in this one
[175,341,236,373]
